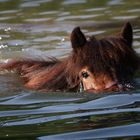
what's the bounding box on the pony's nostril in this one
[105,81,118,89]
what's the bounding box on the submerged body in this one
[0,22,139,93]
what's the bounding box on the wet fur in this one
[0,22,139,92]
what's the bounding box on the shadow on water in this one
[0,0,140,139]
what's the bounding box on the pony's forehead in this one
[86,36,125,49]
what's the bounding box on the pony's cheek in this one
[82,78,96,90]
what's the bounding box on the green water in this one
[0,0,140,139]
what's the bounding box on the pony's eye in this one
[81,71,89,79]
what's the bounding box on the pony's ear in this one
[70,27,87,51]
[121,22,133,46]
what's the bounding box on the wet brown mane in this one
[0,22,139,92]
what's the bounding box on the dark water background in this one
[0,0,140,139]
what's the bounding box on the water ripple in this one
[38,123,140,140]
[2,108,140,126]
[0,94,140,117]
